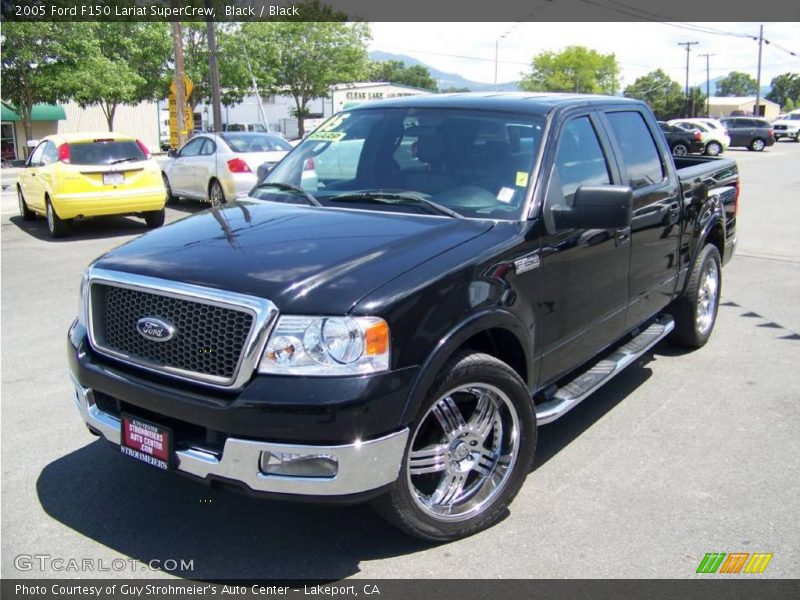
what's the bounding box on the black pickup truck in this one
[68,93,738,541]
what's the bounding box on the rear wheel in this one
[373,351,536,541]
[17,186,35,221]
[209,179,226,207]
[45,198,68,238]
[704,141,722,156]
[671,143,689,157]
[670,244,721,348]
[144,208,166,229]
[162,173,178,205]
[749,138,766,152]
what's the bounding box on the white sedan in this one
[161,132,292,205]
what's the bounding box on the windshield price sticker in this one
[307,131,346,142]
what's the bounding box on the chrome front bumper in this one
[71,376,408,496]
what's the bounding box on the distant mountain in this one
[699,75,771,98]
[369,51,519,92]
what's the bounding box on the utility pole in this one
[205,0,222,133]
[754,24,764,117]
[679,41,699,118]
[699,53,715,117]
[171,16,187,147]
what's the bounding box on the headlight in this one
[77,268,90,327]
[258,316,390,376]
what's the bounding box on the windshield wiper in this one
[109,157,142,164]
[254,182,322,207]
[329,190,463,219]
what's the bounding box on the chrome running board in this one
[535,315,675,425]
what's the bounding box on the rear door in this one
[602,108,681,328]
[537,112,631,384]
[724,118,747,146]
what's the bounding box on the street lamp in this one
[494,25,519,90]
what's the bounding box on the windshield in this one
[222,133,292,152]
[69,140,146,165]
[785,114,800,121]
[256,107,545,220]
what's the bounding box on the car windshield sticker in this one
[497,187,515,203]
[307,131,346,142]
[516,171,530,187]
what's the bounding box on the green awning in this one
[1,103,66,121]
[31,103,66,121]
[1,103,21,122]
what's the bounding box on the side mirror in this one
[167,149,178,158]
[551,185,633,230]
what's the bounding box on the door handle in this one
[668,203,680,224]
[615,227,631,246]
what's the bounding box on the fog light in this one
[259,451,338,478]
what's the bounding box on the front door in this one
[19,141,47,212]
[537,113,631,385]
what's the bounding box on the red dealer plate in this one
[120,414,173,470]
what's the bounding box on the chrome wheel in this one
[17,189,25,215]
[705,142,722,156]
[751,139,765,151]
[46,202,55,232]
[696,259,719,335]
[209,180,225,207]
[406,383,520,522]
[672,144,688,157]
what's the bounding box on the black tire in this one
[45,197,68,238]
[208,179,226,207]
[162,173,178,205]
[144,208,166,229]
[704,141,723,156]
[17,186,35,221]
[749,138,766,152]
[670,244,722,348]
[671,143,689,157]
[373,351,537,542]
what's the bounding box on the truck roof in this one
[347,91,644,115]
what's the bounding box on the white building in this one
[707,96,780,120]
[326,82,435,116]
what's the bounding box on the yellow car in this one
[16,132,167,238]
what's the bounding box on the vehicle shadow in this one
[36,440,429,580]
[7,214,152,243]
[533,349,657,469]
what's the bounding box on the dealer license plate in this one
[103,172,124,185]
[120,414,173,470]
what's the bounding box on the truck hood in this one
[93,201,494,314]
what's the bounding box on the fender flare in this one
[399,309,534,425]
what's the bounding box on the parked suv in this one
[719,117,775,151]
[771,112,800,141]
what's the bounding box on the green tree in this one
[766,73,800,108]
[368,60,438,91]
[72,23,171,131]
[783,98,796,112]
[623,69,685,120]
[0,23,90,153]
[688,86,707,118]
[519,46,619,95]
[243,18,370,136]
[716,71,758,97]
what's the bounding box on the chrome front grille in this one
[86,269,278,388]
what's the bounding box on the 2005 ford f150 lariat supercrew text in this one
[68,93,739,540]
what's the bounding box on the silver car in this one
[161,132,292,205]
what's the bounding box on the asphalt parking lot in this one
[1,141,798,580]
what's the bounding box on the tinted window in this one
[607,111,664,189]
[753,119,770,128]
[67,140,146,166]
[222,134,292,152]
[551,116,611,202]
[40,141,59,166]
[179,137,205,157]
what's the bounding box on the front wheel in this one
[162,173,178,205]
[373,352,536,541]
[670,244,721,348]
[17,187,35,221]
[704,141,723,156]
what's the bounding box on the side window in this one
[179,137,205,157]
[40,141,59,166]
[550,116,611,203]
[199,139,216,156]
[28,142,47,166]
[606,111,665,190]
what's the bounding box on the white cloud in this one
[368,22,800,89]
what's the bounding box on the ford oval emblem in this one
[136,317,175,342]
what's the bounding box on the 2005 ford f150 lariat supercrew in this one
[68,93,738,541]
